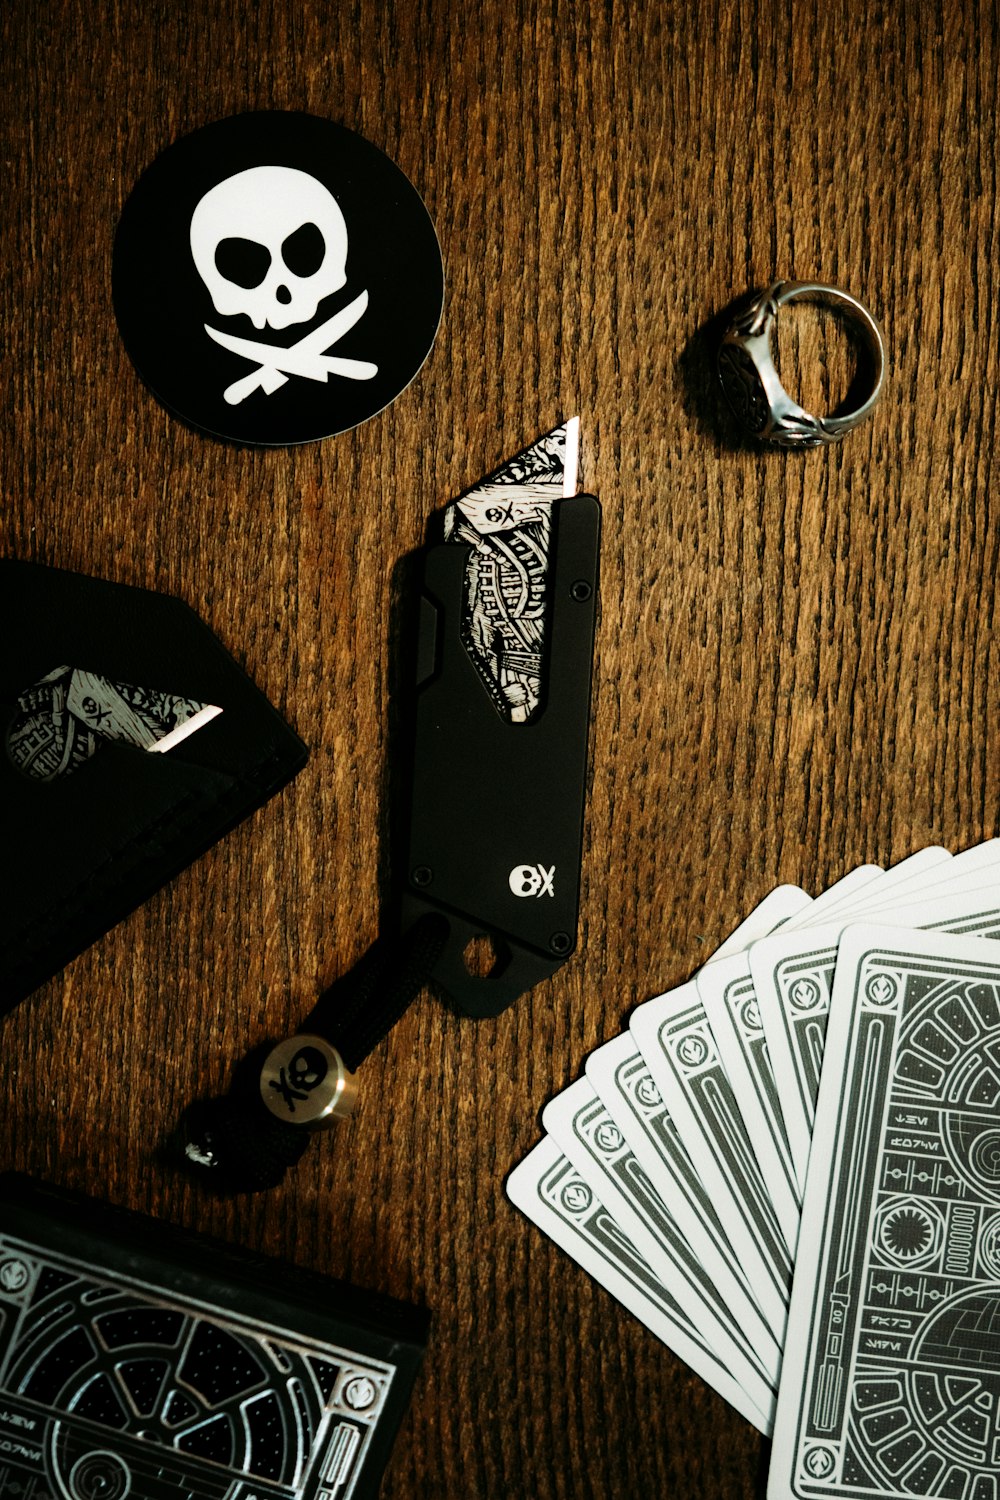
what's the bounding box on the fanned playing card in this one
[509,884,808,1417]
[751,888,1000,1193]
[542,1076,778,1420]
[508,840,1000,1494]
[629,977,794,1339]
[694,950,804,1251]
[768,924,1000,1499]
[507,1136,773,1431]
[584,1030,783,1382]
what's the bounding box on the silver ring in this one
[717,280,885,448]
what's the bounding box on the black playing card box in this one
[0,559,309,1013]
[0,1173,429,1499]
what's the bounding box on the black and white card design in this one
[7,664,221,780]
[508,841,1000,1496]
[771,926,1000,1500]
[0,1234,397,1499]
[0,1176,429,1500]
[113,112,444,445]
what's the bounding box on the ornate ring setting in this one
[717,280,886,448]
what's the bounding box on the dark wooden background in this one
[2,1,998,1495]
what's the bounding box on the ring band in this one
[717,280,886,448]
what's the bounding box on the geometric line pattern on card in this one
[587,1040,783,1368]
[712,968,801,1243]
[0,1232,393,1500]
[699,1073,793,1268]
[534,1150,716,1354]
[636,995,792,1337]
[509,1134,773,1428]
[560,1089,776,1399]
[873,1198,945,1269]
[981,1215,1000,1279]
[776,949,839,1121]
[508,1139,773,1432]
[794,946,1000,1498]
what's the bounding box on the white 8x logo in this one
[509,863,555,898]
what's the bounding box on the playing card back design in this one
[754,941,841,1190]
[543,1082,778,1412]
[777,939,1000,1499]
[7,666,221,781]
[755,903,1000,1196]
[586,1036,783,1372]
[506,1138,770,1430]
[528,1149,714,1349]
[0,1177,427,1500]
[702,962,802,1250]
[631,988,793,1339]
[444,419,579,724]
[773,949,837,1118]
[0,1258,394,1500]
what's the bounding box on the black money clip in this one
[401,417,600,1017]
[180,421,599,1188]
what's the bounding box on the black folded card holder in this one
[0,560,308,1012]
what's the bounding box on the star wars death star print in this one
[113,112,444,445]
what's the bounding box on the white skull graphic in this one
[190,166,349,331]
[509,864,543,898]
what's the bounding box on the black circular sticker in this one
[113,112,444,445]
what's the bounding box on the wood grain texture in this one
[2,0,999,1494]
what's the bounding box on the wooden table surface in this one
[3,2,999,1496]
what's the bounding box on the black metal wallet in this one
[0,559,308,1013]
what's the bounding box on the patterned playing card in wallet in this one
[0,560,308,1010]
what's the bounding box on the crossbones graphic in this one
[267,1045,329,1114]
[205,289,378,405]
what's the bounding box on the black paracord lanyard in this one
[182,914,449,1191]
